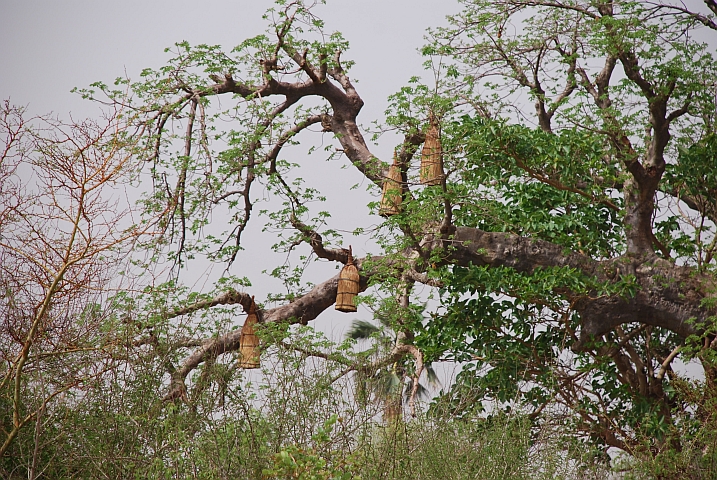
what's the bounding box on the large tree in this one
[72,0,717,465]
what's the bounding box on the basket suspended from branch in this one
[420,114,444,186]
[237,296,261,369]
[335,246,360,313]
[379,152,403,217]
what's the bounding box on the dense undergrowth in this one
[7,325,716,479]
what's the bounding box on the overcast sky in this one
[0,1,458,122]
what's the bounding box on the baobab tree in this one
[76,0,717,464]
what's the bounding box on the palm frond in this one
[426,364,441,388]
[404,378,433,400]
[346,320,380,340]
[360,369,403,401]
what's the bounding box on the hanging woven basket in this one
[420,115,444,186]
[237,296,260,369]
[335,246,360,313]
[379,152,402,217]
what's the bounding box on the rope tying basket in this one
[237,296,260,369]
[379,152,402,217]
[420,114,444,186]
[335,246,360,313]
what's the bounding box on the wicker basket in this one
[379,152,402,216]
[420,116,444,186]
[335,246,360,313]
[237,296,260,369]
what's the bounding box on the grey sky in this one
[0,1,458,122]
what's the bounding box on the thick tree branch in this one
[166,290,253,320]
[707,0,717,17]
[441,227,713,343]
[162,270,369,401]
[161,223,714,404]
[289,215,350,263]
[404,270,444,288]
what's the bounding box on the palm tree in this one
[346,318,439,423]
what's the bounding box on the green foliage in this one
[616,380,717,479]
[451,116,624,257]
[353,414,535,480]
[8,0,717,477]
[263,415,360,480]
[2,320,610,480]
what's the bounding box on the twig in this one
[656,345,681,381]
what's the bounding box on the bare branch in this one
[644,1,717,31]
[266,114,324,174]
[166,290,253,320]
[289,215,350,263]
[404,270,445,288]
[656,345,681,381]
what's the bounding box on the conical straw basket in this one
[335,246,360,313]
[420,116,444,186]
[379,152,402,216]
[237,296,260,369]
